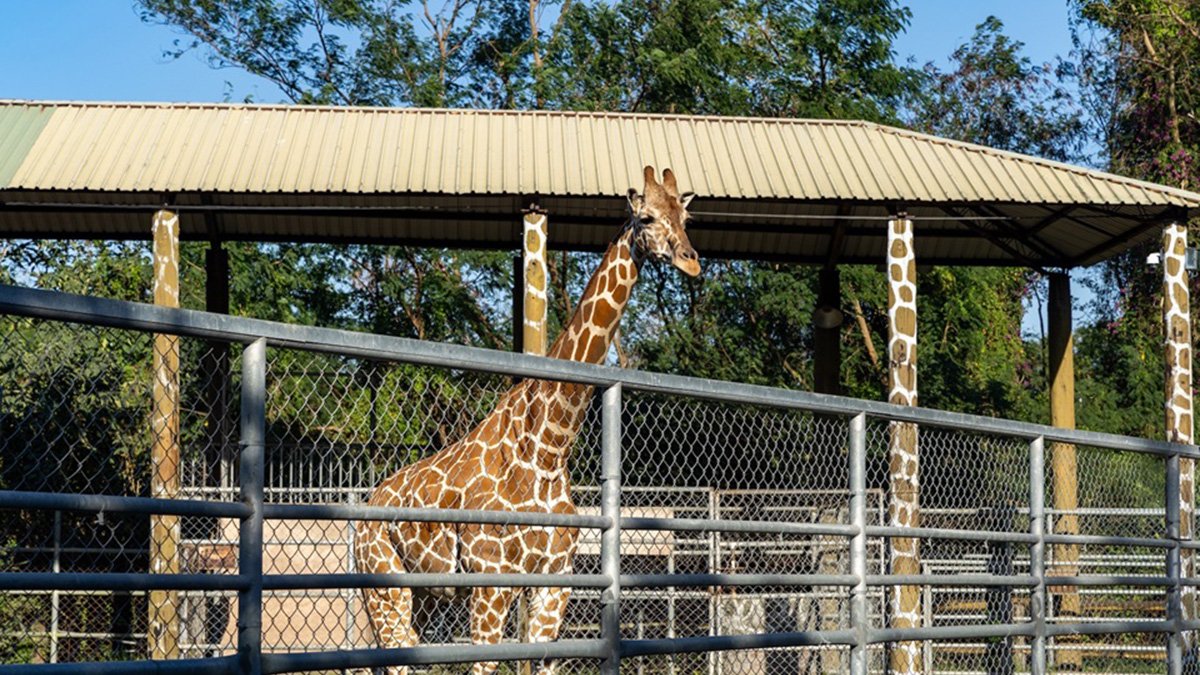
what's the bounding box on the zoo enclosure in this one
[1,283,1198,675]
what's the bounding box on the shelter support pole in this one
[523,207,549,357]
[886,215,921,675]
[199,241,232,653]
[813,266,844,673]
[149,208,181,659]
[1047,272,1081,669]
[203,242,232,487]
[517,208,549,675]
[1162,222,1194,643]
[814,268,842,395]
[512,254,524,354]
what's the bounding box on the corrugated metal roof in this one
[1,99,1197,268]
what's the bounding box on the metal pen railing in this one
[0,283,1196,675]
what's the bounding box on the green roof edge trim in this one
[0,105,55,188]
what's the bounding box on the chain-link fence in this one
[1,285,1197,675]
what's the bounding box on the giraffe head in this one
[626,165,701,277]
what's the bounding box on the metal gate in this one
[0,284,1197,674]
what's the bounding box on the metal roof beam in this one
[935,206,1050,271]
[968,204,1069,262]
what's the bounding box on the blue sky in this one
[1,1,1076,104]
[0,1,1084,336]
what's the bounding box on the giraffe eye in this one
[640,215,655,224]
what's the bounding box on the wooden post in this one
[1162,223,1195,627]
[813,267,843,396]
[887,215,921,675]
[149,208,181,659]
[523,208,549,357]
[1047,272,1081,669]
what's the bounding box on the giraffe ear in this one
[662,168,680,197]
[626,188,644,213]
[679,191,695,208]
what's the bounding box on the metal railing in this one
[0,283,1197,674]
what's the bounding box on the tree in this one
[1068,0,1200,437]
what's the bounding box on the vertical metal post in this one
[1028,437,1047,675]
[709,490,719,675]
[1167,453,1183,675]
[600,383,623,675]
[239,339,266,675]
[668,545,677,675]
[50,510,61,664]
[346,490,358,650]
[849,413,868,675]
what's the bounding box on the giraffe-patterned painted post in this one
[887,215,922,675]
[1163,222,1195,628]
[519,207,549,675]
[524,208,549,357]
[149,208,181,659]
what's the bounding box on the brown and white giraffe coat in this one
[355,167,699,675]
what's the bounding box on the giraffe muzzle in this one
[672,247,701,277]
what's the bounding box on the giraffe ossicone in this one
[355,166,701,675]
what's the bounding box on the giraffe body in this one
[356,167,699,675]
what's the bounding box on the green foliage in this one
[1069,0,1199,441]
[910,15,1086,162]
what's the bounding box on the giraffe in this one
[354,166,700,675]
[1163,223,1194,628]
[886,216,921,675]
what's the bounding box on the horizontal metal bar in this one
[869,622,1037,644]
[622,516,857,537]
[0,656,237,675]
[1044,620,1173,636]
[867,525,1037,544]
[262,502,609,529]
[262,573,610,590]
[259,639,607,674]
[1043,575,1174,587]
[2,284,1193,459]
[867,574,1038,588]
[620,574,858,588]
[1042,533,1173,549]
[0,573,250,592]
[0,489,251,519]
[621,630,858,658]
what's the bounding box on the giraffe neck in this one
[547,226,640,364]
[513,226,641,468]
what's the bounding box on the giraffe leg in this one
[356,522,419,675]
[470,586,519,675]
[524,586,572,675]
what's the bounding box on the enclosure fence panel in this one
[0,283,1196,675]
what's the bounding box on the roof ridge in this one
[0,99,872,128]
